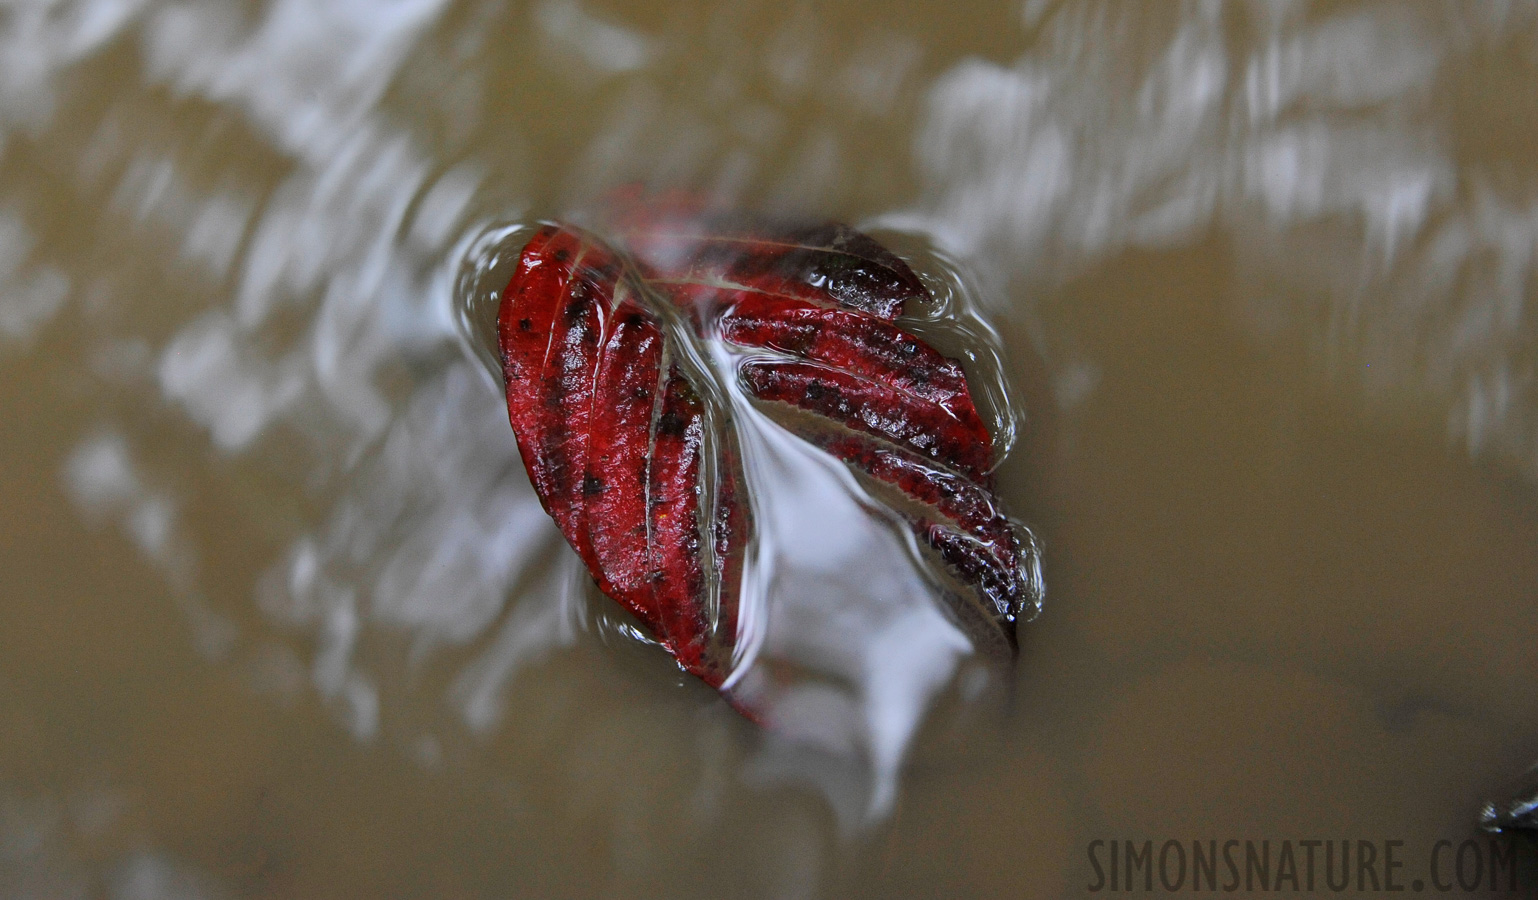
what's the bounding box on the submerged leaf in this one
[498,207,1037,701]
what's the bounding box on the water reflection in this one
[0,781,228,900]
[0,0,1532,893]
[63,429,237,659]
[901,1,1538,484]
[0,207,69,347]
[255,362,579,740]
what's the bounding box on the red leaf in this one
[498,209,1035,700]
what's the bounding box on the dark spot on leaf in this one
[658,411,689,437]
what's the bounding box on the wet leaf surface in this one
[497,209,1036,701]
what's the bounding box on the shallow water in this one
[3,1,1538,897]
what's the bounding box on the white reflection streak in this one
[364,367,561,645]
[0,207,69,347]
[716,344,974,826]
[534,0,655,74]
[140,0,457,454]
[141,0,447,162]
[0,782,228,900]
[837,33,923,117]
[105,146,255,277]
[62,431,236,659]
[110,852,226,900]
[0,0,147,139]
[450,551,585,733]
[904,4,1458,279]
[254,363,573,737]
[159,311,306,451]
[904,59,1071,266]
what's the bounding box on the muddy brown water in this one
[2,1,1538,897]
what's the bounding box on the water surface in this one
[3,1,1538,897]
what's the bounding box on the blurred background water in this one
[3,1,1538,897]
